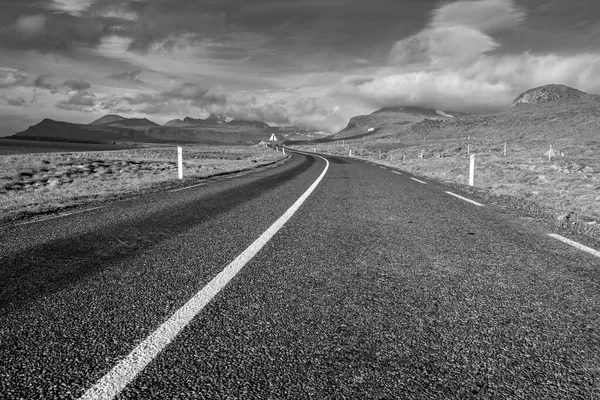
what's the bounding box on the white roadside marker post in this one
[549,145,553,162]
[177,146,183,180]
[349,149,352,157]
[504,141,507,156]
[269,133,277,158]
[283,147,285,155]
[469,154,475,186]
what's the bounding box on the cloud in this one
[14,14,46,35]
[342,75,375,86]
[431,0,526,33]
[123,82,226,114]
[33,75,56,91]
[390,0,524,67]
[337,52,600,114]
[63,79,92,91]
[56,90,97,111]
[7,97,27,107]
[0,68,29,88]
[107,69,145,84]
[0,12,106,53]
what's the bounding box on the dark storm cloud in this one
[107,69,145,84]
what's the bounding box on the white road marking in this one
[170,182,206,192]
[410,177,427,184]
[547,234,600,259]
[15,207,104,226]
[445,191,484,207]
[379,166,387,169]
[79,155,330,400]
[393,171,402,175]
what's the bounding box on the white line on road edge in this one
[547,234,600,259]
[170,182,206,193]
[393,171,402,175]
[379,166,387,169]
[410,177,427,184]
[79,155,330,400]
[15,207,104,226]
[445,191,484,207]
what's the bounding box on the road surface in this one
[1,151,599,399]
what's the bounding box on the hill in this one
[396,84,600,143]
[104,118,159,127]
[511,84,590,107]
[331,106,457,140]
[89,114,126,125]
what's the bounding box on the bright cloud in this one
[339,0,600,116]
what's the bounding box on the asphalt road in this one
[1,151,599,399]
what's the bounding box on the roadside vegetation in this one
[294,98,600,241]
[0,145,284,222]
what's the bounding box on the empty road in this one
[1,151,599,399]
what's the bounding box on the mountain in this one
[332,106,457,140]
[103,118,159,127]
[89,114,126,125]
[164,119,183,126]
[395,84,600,143]
[226,119,270,129]
[511,84,591,107]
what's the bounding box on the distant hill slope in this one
[396,84,600,142]
[89,114,126,125]
[332,106,457,140]
[511,84,590,107]
[104,118,159,127]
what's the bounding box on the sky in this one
[1,0,600,136]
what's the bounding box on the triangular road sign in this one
[269,133,277,141]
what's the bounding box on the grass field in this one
[0,144,284,222]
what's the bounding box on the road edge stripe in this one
[79,155,330,400]
[410,177,427,184]
[445,191,484,207]
[547,233,600,259]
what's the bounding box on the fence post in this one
[177,146,183,179]
[469,154,475,186]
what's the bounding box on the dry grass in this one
[295,138,600,223]
[0,145,284,221]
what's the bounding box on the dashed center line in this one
[79,155,331,400]
[445,191,484,207]
[547,234,600,259]
[410,177,427,184]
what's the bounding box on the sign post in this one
[269,133,277,158]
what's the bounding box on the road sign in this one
[269,133,277,141]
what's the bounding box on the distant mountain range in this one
[324,84,600,143]
[10,113,328,145]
